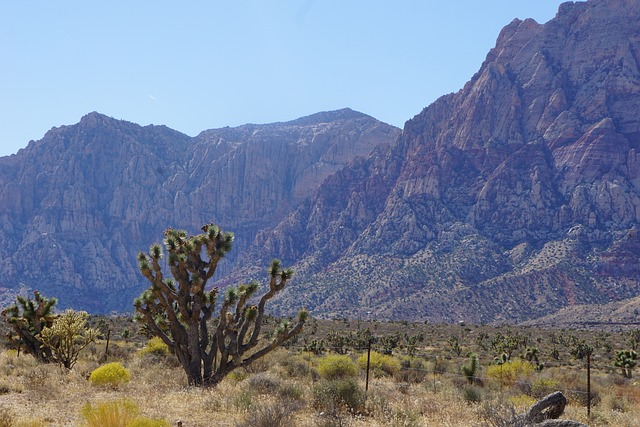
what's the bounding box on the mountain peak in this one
[286,108,374,126]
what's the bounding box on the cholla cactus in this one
[134,223,307,387]
[1,291,57,362]
[38,309,98,369]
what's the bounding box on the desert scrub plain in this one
[0,317,639,426]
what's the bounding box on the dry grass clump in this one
[81,399,170,427]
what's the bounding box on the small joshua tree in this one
[134,224,307,387]
[461,353,478,384]
[613,350,637,379]
[1,291,57,362]
[38,309,98,369]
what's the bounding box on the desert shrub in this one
[394,368,427,384]
[314,412,351,427]
[565,383,600,407]
[486,359,535,388]
[313,378,364,414]
[138,337,169,357]
[462,385,484,403]
[103,343,132,363]
[390,407,421,427]
[356,351,401,377]
[477,400,518,427]
[277,381,304,401]
[508,394,536,410]
[23,365,50,391]
[432,357,450,375]
[235,400,300,427]
[0,406,13,427]
[231,390,254,412]
[317,355,357,380]
[81,399,168,427]
[280,354,316,379]
[530,377,558,399]
[89,362,131,388]
[226,370,249,383]
[246,372,282,394]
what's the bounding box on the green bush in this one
[486,359,534,388]
[138,337,169,357]
[317,354,358,380]
[356,351,401,377]
[89,362,131,388]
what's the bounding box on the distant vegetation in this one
[1,304,640,425]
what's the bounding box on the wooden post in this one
[365,339,372,394]
[104,329,111,359]
[587,353,591,420]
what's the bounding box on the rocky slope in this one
[236,0,640,323]
[0,109,400,312]
[519,295,640,331]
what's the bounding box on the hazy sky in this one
[1,1,563,157]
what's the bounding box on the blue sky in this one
[0,1,563,157]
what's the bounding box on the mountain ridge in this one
[0,109,400,312]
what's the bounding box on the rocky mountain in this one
[0,109,400,312]
[234,0,640,323]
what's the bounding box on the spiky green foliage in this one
[1,291,57,362]
[571,340,594,360]
[38,309,98,369]
[613,349,637,379]
[134,223,306,387]
[461,353,478,385]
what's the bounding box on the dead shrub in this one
[235,400,300,427]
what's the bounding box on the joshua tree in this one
[461,353,478,385]
[613,349,637,379]
[448,335,463,357]
[134,224,307,387]
[525,346,544,370]
[1,291,57,362]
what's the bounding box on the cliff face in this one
[241,0,640,322]
[0,110,400,312]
